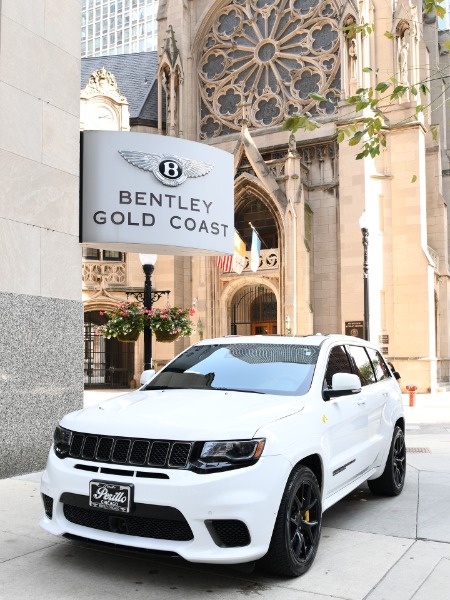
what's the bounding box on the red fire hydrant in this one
[406,385,417,407]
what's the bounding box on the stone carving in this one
[398,36,409,85]
[81,67,127,103]
[82,262,127,288]
[348,38,357,79]
[199,0,341,138]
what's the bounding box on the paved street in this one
[1,392,449,600]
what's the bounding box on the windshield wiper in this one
[212,387,265,394]
[145,385,180,390]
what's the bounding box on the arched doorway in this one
[84,310,135,388]
[231,285,277,335]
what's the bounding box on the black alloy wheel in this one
[259,465,322,577]
[368,425,406,496]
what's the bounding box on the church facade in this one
[82,0,450,393]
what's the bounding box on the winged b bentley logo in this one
[118,150,214,187]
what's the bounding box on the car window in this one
[324,345,353,388]
[146,343,320,396]
[347,345,376,386]
[365,347,392,381]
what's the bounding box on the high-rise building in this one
[81,0,158,58]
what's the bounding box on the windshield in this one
[146,343,319,396]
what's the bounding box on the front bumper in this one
[40,450,291,564]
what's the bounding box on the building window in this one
[103,250,123,261]
[82,247,101,260]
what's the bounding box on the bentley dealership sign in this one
[80,131,234,255]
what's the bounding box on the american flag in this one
[216,255,233,272]
[216,230,246,273]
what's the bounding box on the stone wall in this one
[0,294,84,478]
[0,1,83,477]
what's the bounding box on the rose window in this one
[198,0,341,138]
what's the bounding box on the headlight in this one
[191,439,265,473]
[53,425,73,459]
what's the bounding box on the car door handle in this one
[357,399,366,405]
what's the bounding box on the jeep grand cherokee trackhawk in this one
[40,335,405,577]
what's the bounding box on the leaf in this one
[411,86,418,96]
[411,175,417,183]
[443,41,450,51]
[355,149,368,160]
[282,116,297,131]
[436,5,446,18]
[355,100,370,111]
[431,126,438,141]
[336,130,345,144]
[305,119,320,131]
[384,31,394,39]
[349,131,364,146]
[375,82,390,93]
[309,93,327,102]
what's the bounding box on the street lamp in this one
[359,212,370,341]
[139,253,157,370]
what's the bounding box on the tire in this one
[367,425,406,496]
[258,465,322,577]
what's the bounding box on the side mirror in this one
[323,373,362,400]
[140,369,156,386]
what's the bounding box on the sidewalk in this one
[402,391,450,424]
[0,391,449,600]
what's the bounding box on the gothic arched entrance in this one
[84,310,135,388]
[230,285,277,335]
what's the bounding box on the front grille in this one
[63,504,193,541]
[67,433,192,469]
[42,494,53,519]
[206,519,251,548]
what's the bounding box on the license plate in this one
[89,481,133,513]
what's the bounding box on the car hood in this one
[60,388,304,440]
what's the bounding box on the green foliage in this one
[342,22,374,39]
[282,114,320,134]
[282,2,448,161]
[424,0,445,17]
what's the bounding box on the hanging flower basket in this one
[96,302,195,343]
[117,329,141,343]
[155,330,181,343]
[148,306,195,341]
[96,301,146,340]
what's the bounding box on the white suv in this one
[40,335,405,577]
